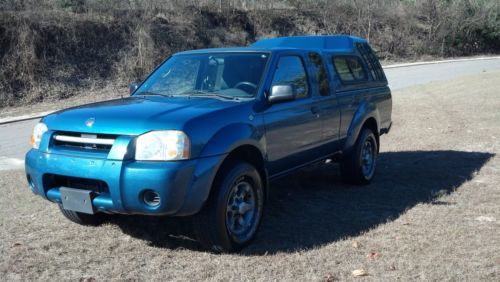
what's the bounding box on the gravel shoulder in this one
[1,71,499,280]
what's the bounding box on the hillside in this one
[0,0,498,108]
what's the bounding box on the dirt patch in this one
[1,71,499,280]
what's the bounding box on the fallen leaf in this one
[12,242,22,247]
[475,216,495,222]
[352,269,368,277]
[325,273,336,282]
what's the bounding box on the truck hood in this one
[42,96,239,135]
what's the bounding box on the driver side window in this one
[271,56,309,99]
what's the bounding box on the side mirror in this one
[268,84,296,103]
[129,81,140,95]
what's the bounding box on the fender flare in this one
[343,101,380,153]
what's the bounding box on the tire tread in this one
[58,205,104,225]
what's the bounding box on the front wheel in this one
[58,205,105,226]
[340,128,378,184]
[193,161,264,253]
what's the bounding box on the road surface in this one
[1,58,499,170]
[384,58,500,89]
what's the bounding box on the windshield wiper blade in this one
[137,91,174,97]
[182,90,236,100]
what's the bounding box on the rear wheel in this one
[340,128,378,184]
[58,205,105,225]
[193,161,264,253]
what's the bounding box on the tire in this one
[340,128,378,185]
[58,204,105,226]
[192,161,264,253]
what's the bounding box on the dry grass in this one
[1,71,499,280]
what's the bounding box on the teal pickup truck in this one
[26,35,392,252]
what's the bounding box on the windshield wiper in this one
[181,90,237,100]
[136,91,175,97]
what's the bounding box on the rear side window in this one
[271,56,309,98]
[308,52,330,96]
[357,43,386,81]
[333,56,367,83]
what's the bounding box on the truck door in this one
[307,52,342,154]
[263,53,324,176]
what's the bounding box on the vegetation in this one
[0,0,498,107]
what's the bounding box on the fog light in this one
[143,190,160,207]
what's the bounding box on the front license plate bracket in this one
[60,187,95,214]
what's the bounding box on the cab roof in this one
[175,35,367,55]
[251,35,366,51]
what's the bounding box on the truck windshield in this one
[135,53,269,99]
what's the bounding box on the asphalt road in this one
[1,58,499,171]
[384,58,500,89]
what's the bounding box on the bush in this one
[0,0,498,108]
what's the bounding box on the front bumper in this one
[25,149,223,216]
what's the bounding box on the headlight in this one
[31,122,48,149]
[135,130,190,161]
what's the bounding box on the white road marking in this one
[383,56,500,69]
[0,157,24,171]
[0,110,54,125]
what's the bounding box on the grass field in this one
[1,71,499,280]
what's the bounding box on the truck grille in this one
[53,131,118,152]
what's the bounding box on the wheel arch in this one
[343,103,381,154]
[362,117,379,153]
[213,144,268,203]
